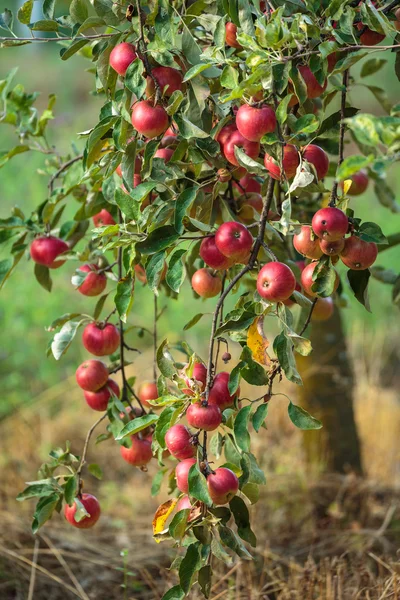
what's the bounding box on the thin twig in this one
[135,0,161,104]
[27,539,40,600]
[299,298,318,336]
[330,70,349,206]
[0,33,116,43]
[77,413,107,490]
[48,154,83,194]
[153,294,158,382]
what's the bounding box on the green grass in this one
[0,47,399,416]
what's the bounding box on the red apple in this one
[75,264,107,297]
[92,209,116,227]
[233,174,261,194]
[64,493,101,529]
[264,144,300,180]
[109,42,137,76]
[339,236,378,270]
[208,372,239,411]
[319,237,345,256]
[298,65,327,99]
[154,148,174,163]
[312,297,334,321]
[312,207,349,241]
[216,122,238,149]
[207,468,239,505]
[82,322,120,356]
[165,424,196,460]
[215,221,253,261]
[138,382,159,406]
[181,362,208,396]
[293,225,323,259]
[186,402,222,431]
[223,130,260,166]
[176,495,193,512]
[76,360,109,392]
[120,435,153,467]
[131,101,169,138]
[340,169,369,196]
[256,262,296,302]
[191,268,222,298]
[200,236,235,270]
[225,22,242,48]
[235,104,277,142]
[30,236,68,269]
[175,458,197,493]
[302,145,329,180]
[84,379,120,411]
[146,66,183,98]
[300,261,340,297]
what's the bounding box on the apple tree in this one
[1,0,400,596]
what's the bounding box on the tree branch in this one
[77,413,107,493]
[48,154,83,194]
[153,294,158,382]
[330,69,349,206]
[299,298,318,336]
[135,0,161,105]
[378,231,400,251]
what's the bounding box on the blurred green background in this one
[0,10,399,418]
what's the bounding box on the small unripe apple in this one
[138,382,159,406]
[30,236,69,269]
[339,236,378,270]
[256,262,297,302]
[165,424,196,460]
[222,352,231,364]
[200,236,235,270]
[131,101,169,138]
[300,261,340,297]
[208,371,239,411]
[76,360,109,392]
[312,207,349,241]
[302,145,329,180]
[186,402,222,431]
[64,493,101,529]
[76,264,107,297]
[215,221,253,262]
[312,297,334,321]
[109,42,137,76]
[82,322,120,356]
[92,209,116,227]
[191,268,222,298]
[217,168,232,183]
[84,379,120,411]
[223,130,260,166]
[225,22,242,48]
[235,104,277,142]
[120,435,153,467]
[298,65,327,99]
[233,174,261,194]
[146,66,183,98]
[293,225,323,259]
[340,169,369,196]
[319,237,345,256]
[264,144,300,180]
[175,458,197,493]
[207,468,239,505]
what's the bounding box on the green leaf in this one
[240,346,269,386]
[174,114,209,139]
[273,331,302,385]
[0,8,13,30]
[88,463,103,480]
[93,293,109,320]
[114,275,134,323]
[234,147,266,177]
[276,94,293,126]
[169,508,190,541]
[154,406,180,449]
[157,339,177,378]
[32,494,60,534]
[188,464,212,506]
[34,263,52,292]
[214,311,256,337]
[29,19,59,31]
[336,154,373,181]
[166,249,186,293]
[360,58,387,78]
[70,0,89,23]
[160,585,185,600]
[116,414,159,440]
[241,482,259,504]
[311,259,338,298]
[146,251,167,292]
[288,401,322,430]
[219,525,252,559]
[85,116,118,167]
[51,320,84,360]
[125,60,146,99]
[234,405,252,453]
[347,268,371,312]
[358,222,387,245]
[292,114,319,135]
[183,313,205,330]
[77,16,106,33]
[175,187,198,234]
[179,543,202,594]
[252,403,268,433]
[198,565,212,599]
[17,0,33,25]
[228,363,242,396]
[0,257,13,287]
[374,180,400,214]
[183,63,215,82]
[229,496,256,547]
[220,65,239,89]
[60,39,89,61]
[64,475,78,505]
[136,226,180,255]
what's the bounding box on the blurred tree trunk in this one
[297,307,363,475]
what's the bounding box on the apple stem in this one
[330,69,349,207]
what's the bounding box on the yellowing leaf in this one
[343,179,352,195]
[321,192,330,207]
[152,498,178,540]
[247,317,271,367]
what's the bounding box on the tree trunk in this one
[297,307,363,475]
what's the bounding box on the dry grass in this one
[0,336,400,599]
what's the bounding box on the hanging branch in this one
[77,413,108,493]
[153,294,158,383]
[330,69,350,206]
[135,0,162,105]
[48,154,83,194]
[299,298,318,336]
